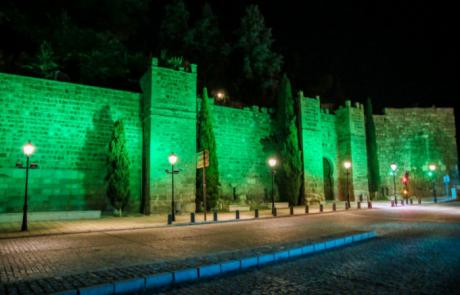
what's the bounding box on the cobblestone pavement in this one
[1,202,460,294]
[152,222,460,295]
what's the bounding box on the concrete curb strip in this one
[64,230,376,295]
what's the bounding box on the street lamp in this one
[343,161,351,208]
[390,163,398,206]
[17,142,37,231]
[429,164,437,203]
[165,153,179,222]
[268,157,277,216]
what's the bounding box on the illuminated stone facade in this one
[0,58,457,214]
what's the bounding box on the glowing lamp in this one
[268,158,277,168]
[168,153,178,165]
[429,164,436,172]
[390,163,397,171]
[23,142,35,157]
[343,161,351,170]
[217,91,224,99]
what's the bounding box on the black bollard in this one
[357,202,361,209]
[401,199,404,206]
[305,205,309,214]
[368,201,372,209]
[236,210,240,220]
[345,202,349,210]
[190,212,195,223]
[319,204,323,212]
[410,199,413,205]
[391,200,395,207]
[167,214,173,225]
[406,199,409,205]
[213,210,218,222]
[255,209,259,218]
[273,207,277,217]
[418,199,422,205]
[290,206,294,215]
[333,203,336,211]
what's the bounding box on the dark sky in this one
[245,1,458,110]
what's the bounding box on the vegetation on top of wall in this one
[262,74,302,205]
[364,98,381,199]
[197,87,220,210]
[106,119,131,216]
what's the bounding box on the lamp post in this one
[268,157,277,216]
[390,163,398,206]
[166,153,179,222]
[429,164,437,203]
[17,142,37,231]
[343,161,351,208]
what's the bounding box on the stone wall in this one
[300,95,370,204]
[141,59,197,213]
[0,73,142,213]
[374,108,458,198]
[210,100,272,207]
[336,102,370,201]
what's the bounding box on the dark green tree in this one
[236,5,283,105]
[185,3,226,88]
[364,98,381,199]
[159,0,190,58]
[197,88,220,210]
[23,41,59,79]
[262,74,302,205]
[106,119,131,216]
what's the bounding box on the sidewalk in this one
[0,203,347,239]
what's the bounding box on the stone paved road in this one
[152,222,460,295]
[2,202,460,294]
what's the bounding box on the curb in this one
[53,231,376,295]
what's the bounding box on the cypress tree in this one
[364,98,381,199]
[197,88,220,210]
[106,119,130,216]
[263,74,302,205]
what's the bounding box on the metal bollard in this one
[391,200,395,207]
[255,209,259,218]
[406,199,409,205]
[290,206,294,215]
[167,214,173,225]
[418,199,422,205]
[332,203,336,211]
[357,202,361,209]
[273,207,277,217]
[319,204,323,212]
[190,212,195,223]
[213,210,218,222]
[305,205,309,214]
[400,199,404,206]
[368,201,372,209]
[410,199,413,205]
[236,210,240,220]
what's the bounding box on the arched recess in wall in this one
[323,157,334,201]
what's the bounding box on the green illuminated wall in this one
[300,95,370,204]
[0,73,142,213]
[374,108,458,198]
[141,58,197,213]
[336,101,370,201]
[209,100,271,207]
[0,59,457,215]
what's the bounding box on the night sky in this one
[1,1,458,113]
